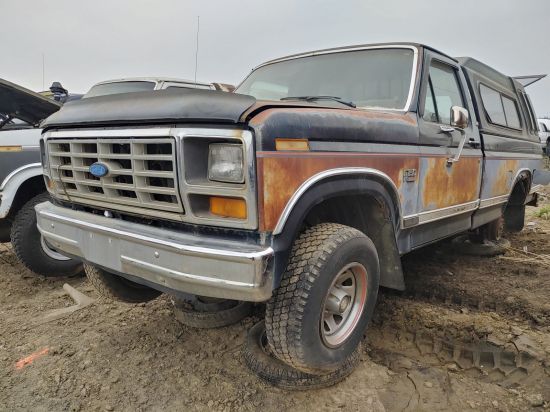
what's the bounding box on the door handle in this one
[439,125,455,134]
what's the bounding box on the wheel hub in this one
[320,262,368,348]
[339,295,351,313]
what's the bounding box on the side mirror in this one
[450,106,469,130]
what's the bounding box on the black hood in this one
[42,88,257,130]
[0,78,62,125]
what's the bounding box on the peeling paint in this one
[420,157,481,210]
[257,152,418,231]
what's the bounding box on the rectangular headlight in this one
[208,143,244,183]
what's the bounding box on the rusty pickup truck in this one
[36,43,547,378]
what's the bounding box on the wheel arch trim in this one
[509,167,532,200]
[272,167,402,235]
[0,163,43,219]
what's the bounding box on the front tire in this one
[11,193,83,277]
[85,264,161,303]
[265,223,379,375]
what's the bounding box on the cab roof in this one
[254,42,456,69]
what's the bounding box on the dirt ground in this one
[1,189,549,411]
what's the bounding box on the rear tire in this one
[265,223,379,375]
[469,217,504,243]
[171,295,252,328]
[480,217,504,241]
[243,321,360,390]
[11,192,83,277]
[84,264,161,303]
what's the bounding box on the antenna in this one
[42,53,45,91]
[194,16,200,84]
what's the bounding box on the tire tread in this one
[172,299,252,328]
[11,192,82,277]
[265,223,367,373]
[85,264,161,303]
[243,321,359,390]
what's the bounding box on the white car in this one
[0,78,83,276]
[538,118,550,153]
[84,77,215,98]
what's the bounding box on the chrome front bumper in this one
[36,202,274,302]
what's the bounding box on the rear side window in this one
[524,93,539,131]
[479,84,521,129]
[479,85,506,125]
[519,93,535,132]
[502,96,521,129]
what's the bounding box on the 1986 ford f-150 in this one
[36,43,548,377]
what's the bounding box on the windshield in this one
[235,48,416,110]
[84,81,155,98]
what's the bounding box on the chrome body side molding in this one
[407,200,480,225]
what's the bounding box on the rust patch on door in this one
[257,152,418,231]
[420,157,481,210]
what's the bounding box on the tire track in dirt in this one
[365,296,550,401]
[395,283,550,327]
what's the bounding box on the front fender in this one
[271,169,404,290]
[272,168,402,236]
[0,163,43,218]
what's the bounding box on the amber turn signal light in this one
[275,138,309,151]
[210,196,247,219]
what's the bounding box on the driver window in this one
[423,61,464,125]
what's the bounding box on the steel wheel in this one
[321,262,368,348]
[265,223,379,374]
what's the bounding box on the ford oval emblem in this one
[89,162,109,178]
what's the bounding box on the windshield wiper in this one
[281,95,356,108]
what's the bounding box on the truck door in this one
[412,51,483,247]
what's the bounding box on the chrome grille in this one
[48,138,183,215]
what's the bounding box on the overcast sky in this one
[2,0,549,117]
